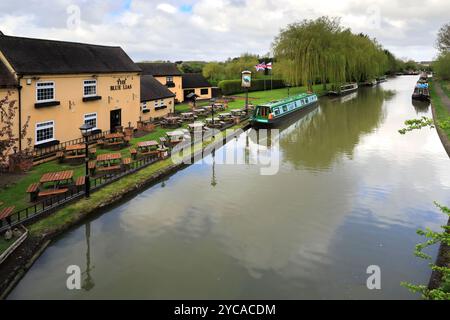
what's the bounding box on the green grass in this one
[175,85,327,113]
[430,80,450,140]
[0,237,14,254]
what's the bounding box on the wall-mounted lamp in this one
[26,79,32,85]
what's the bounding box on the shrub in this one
[218,79,285,95]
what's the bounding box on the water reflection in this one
[82,223,95,291]
[280,87,392,170]
[412,99,431,114]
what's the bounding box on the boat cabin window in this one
[282,105,288,112]
[257,106,271,118]
[273,108,280,115]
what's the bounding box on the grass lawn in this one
[175,84,327,113]
[0,127,179,213]
[430,80,450,140]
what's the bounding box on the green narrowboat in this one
[250,93,318,127]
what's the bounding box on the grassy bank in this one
[430,80,450,141]
[176,84,327,113]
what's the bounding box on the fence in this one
[0,153,161,233]
[32,130,112,162]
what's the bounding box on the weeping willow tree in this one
[273,17,389,91]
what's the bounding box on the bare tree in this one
[0,92,31,169]
[436,23,450,53]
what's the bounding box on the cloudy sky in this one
[0,0,448,62]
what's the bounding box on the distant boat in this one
[361,80,377,87]
[328,83,358,96]
[419,72,428,82]
[376,76,387,83]
[412,83,430,101]
[250,93,318,128]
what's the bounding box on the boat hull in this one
[412,94,430,101]
[251,101,318,128]
[327,87,358,96]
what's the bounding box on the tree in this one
[0,92,31,169]
[436,23,450,53]
[433,51,450,80]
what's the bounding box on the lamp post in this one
[79,123,94,199]
[210,97,216,127]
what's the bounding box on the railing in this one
[32,130,112,162]
[0,153,161,233]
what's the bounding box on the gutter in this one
[17,76,22,151]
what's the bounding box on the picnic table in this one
[193,108,206,116]
[133,140,160,159]
[166,130,186,145]
[180,112,195,120]
[0,206,15,226]
[103,133,126,149]
[161,116,182,128]
[93,153,124,175]
[58,144,96,163]
[25,170,74,201]
[231,108,245,116]
[188,122,206,133]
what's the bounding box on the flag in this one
[255,63,267,71]
[266,62,272,70]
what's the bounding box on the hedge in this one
[218,79,285,95]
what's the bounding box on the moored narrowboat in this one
[250,93,318,127]
[328,83,358,96]
[376,75,387,83]
[412,83,430,101]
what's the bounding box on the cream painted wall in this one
[18,73,140,148]
[140,96,174,121]
[191,87,212,100]
[154,76,183,103]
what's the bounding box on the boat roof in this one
[260,93,315,108]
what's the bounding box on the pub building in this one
[0,33,141,151]
[181,73,212,101]
[136,62,184,103]
[140,75,175,120]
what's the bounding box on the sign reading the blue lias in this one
[111,78,132,91]
[241,70,252,88]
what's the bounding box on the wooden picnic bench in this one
[38,188,69,198]
[130,148,138,160]
[95,153,122,176]
[136,140,159,158]
[0,206,15,225]
[26,183,40,202]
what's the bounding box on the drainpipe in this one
[17,76,23,151]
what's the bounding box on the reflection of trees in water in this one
[280,87,390,170]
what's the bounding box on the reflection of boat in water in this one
[328,83,358,96]
[340,92,358,103]
[412,99,430,113]
[250,93,318,128]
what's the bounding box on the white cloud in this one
[156,3,178,14]
[0,0,448,62]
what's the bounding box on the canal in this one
[9,76,450,299]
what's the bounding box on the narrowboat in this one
[250,93,318,127]
[328,83,358,96]
[376,75,387,83]
[412,83,430,101]
[361,80,377,87]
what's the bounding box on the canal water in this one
[9,76,450,299]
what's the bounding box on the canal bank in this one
[428,79,450,293]
[0,122,250,299]
[6,76,449,300]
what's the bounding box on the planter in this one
[137,121,155,133]
[8,153,33,173]
[124,127,134,137]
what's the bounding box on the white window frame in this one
[35,120,55,145]
[84,112,98,129]
[83,79,97,97]
[166,76,173,82]
[141,102,148,111]
[36,81,55,103]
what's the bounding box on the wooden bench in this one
[122,157,132,170]
[65,154,85,160]
[159,137,167,147]
[130,148,137,160]
[97,165,121,174]
[0,206,15,221]
[75,176,86,187]
[88,160,97,176]
[27,183,40,202]
[56,151,64,163]
[89,148,97,158]
[38,188,69,198]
